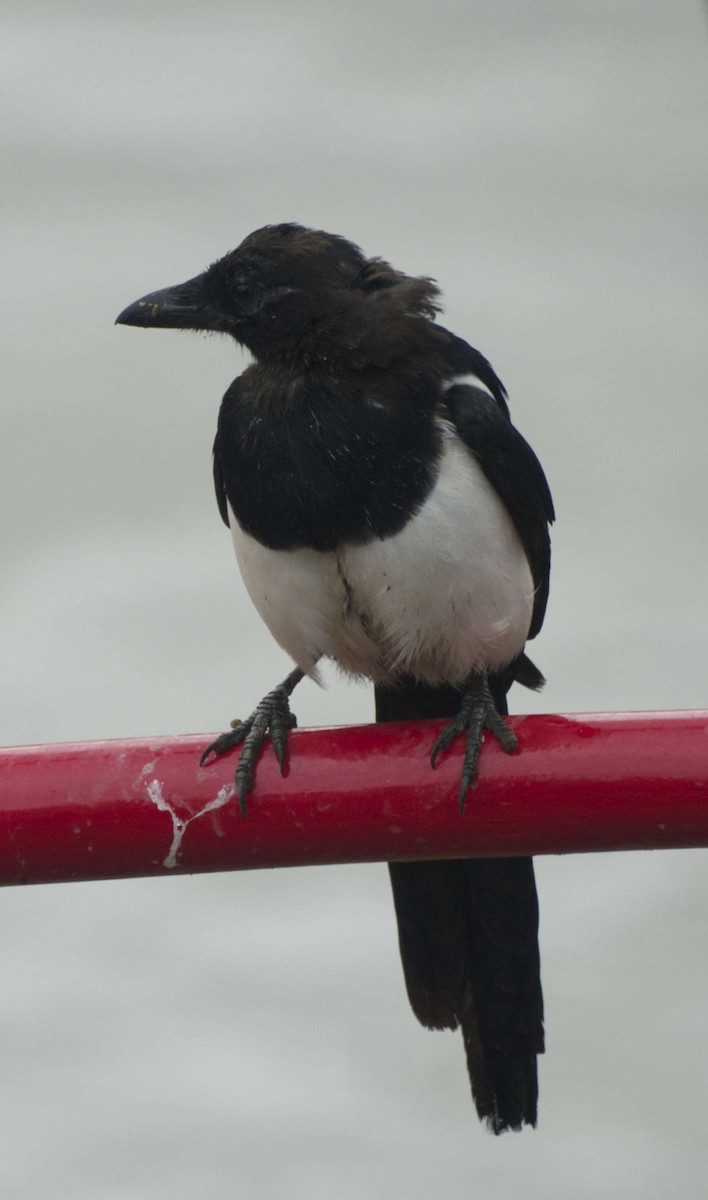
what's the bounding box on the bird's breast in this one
[216,376,441,551]
[227,424,534,686]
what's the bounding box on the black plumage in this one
[116,223,554,1133]
[213,370,443,550]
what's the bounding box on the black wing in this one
[433,323,511,416]
[443,383,554,640]
[212,431,230,528]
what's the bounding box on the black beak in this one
[115,273,216,331]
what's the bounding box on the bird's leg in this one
[200,667,305,815]
[430,670,518,811]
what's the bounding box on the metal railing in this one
[0,710,706,886]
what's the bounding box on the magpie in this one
[116,223,554,1134]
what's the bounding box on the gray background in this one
[2,1,707,1196]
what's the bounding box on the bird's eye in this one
[232,277,252,296]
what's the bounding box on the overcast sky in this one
[2,3,708,1197]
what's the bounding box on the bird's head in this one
[116,223,440,366]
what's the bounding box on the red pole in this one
[0,710,706,887]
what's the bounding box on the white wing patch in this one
[443,373,495,398]
[228,421,533,687]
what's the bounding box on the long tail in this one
[375,672,544,1134]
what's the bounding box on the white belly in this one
[228,426,534,687]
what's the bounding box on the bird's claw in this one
[200,684,298,816]
[430,674,518,811]
[199,719,251,767]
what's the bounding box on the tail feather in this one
[376,667,544,1134]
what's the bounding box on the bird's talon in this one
[236,778,250,818]
[199,724,246,766]
[200,668,304,813]
[431,672,517,804]
[459,772,476,813]
[497,725,518,754]
[430,738,447,770]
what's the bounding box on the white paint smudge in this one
[145,779,234,869]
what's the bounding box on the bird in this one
[116,223,554,1133]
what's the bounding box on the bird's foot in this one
[430,672,518,811]
[200,668,304,815]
